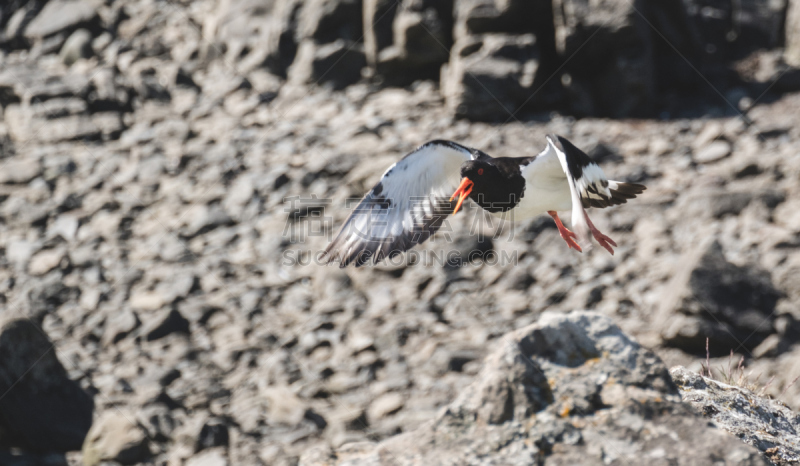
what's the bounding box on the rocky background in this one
[0,0,800,465]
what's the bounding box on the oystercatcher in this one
[322,135,645,267]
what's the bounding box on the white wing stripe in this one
[324,141,475,267]
[576,164,612,201]
[548,139,592,247]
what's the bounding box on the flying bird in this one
[322,135,645,267]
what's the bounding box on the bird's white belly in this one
[489,184,572,221]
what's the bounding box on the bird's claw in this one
[548,211,583,253]
[592,231,616,255]
[560,231,583,252]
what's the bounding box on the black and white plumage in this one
[322,135,645,267]
[322,140,482,267]
[515,135,645,250]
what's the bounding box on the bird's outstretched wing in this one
[522,134,646,245]
[322,140,478,267]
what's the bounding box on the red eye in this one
[478,168,484,175]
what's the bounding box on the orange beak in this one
[450,177,474,214]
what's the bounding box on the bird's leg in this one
[583,211,617,255]
[547,211,582,252]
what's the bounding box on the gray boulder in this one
[681,0,787,61]
[23,0,98,45]
[441,34,540,121]
[262,0,305,77]
[553,0,654,117]
[298,0,363,44]
[82,411,152,466]
[1,2,41,46]
[0,317,94,453]
[658,240,782,355]
[300,311,767,465]
[439,0,559,116]
[453,0,550,38]
[5,105,124,144]
[288,39,367,89]
[59,28,93,66]
[674,189,785,219]
[362,0,398,67]
[283,0,368,87]
[671,366,800,465]
[0,62,90,105]
[211,0,288,74]
[788,0,800,67]
[364,0,453,84]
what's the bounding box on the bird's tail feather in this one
[571,202,592,250]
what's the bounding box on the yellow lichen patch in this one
[523,438,535,449]
[583,357,602,367]
[560,404,571,417]
[570,418,588,429]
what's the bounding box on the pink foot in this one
[548,211,582,253]
[584,211,617,255]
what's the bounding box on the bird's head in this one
[450,160,502,214]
